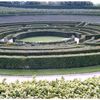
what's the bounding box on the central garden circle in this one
[15,31,74,43]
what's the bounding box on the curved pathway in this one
[0,72,100,83]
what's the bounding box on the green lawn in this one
[0,65,100,76]
[20,36,65,42]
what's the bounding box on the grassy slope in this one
[0,65,100,76]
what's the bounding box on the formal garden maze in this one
[0,21,100,69]
[0,1,100,99]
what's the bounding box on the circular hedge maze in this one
[0,21,100,69]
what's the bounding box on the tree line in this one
[0,1,95,9]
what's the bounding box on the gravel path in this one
[0,72,100,83]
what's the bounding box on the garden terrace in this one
[0,21,100,69]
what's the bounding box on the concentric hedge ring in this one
[15,30,79,44]
[0,21,100,69]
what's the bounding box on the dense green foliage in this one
[0,77,100,99]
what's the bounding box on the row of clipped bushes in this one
[0,46,100,56]
[0,53,100,69]
[0,77,100,99]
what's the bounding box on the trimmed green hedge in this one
[0,53,100,69]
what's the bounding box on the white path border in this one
[0,72,100,83]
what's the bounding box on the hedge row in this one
[0,77,100,99]
[15,30,75,39]
[0,47,100,56]
[0,53,100,69]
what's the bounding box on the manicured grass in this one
[0,65,100,76]
[20,36,65,42]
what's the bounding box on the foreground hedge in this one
[0,53,100,69]
[0,77,100,99]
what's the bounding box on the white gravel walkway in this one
[0,72,100,83]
